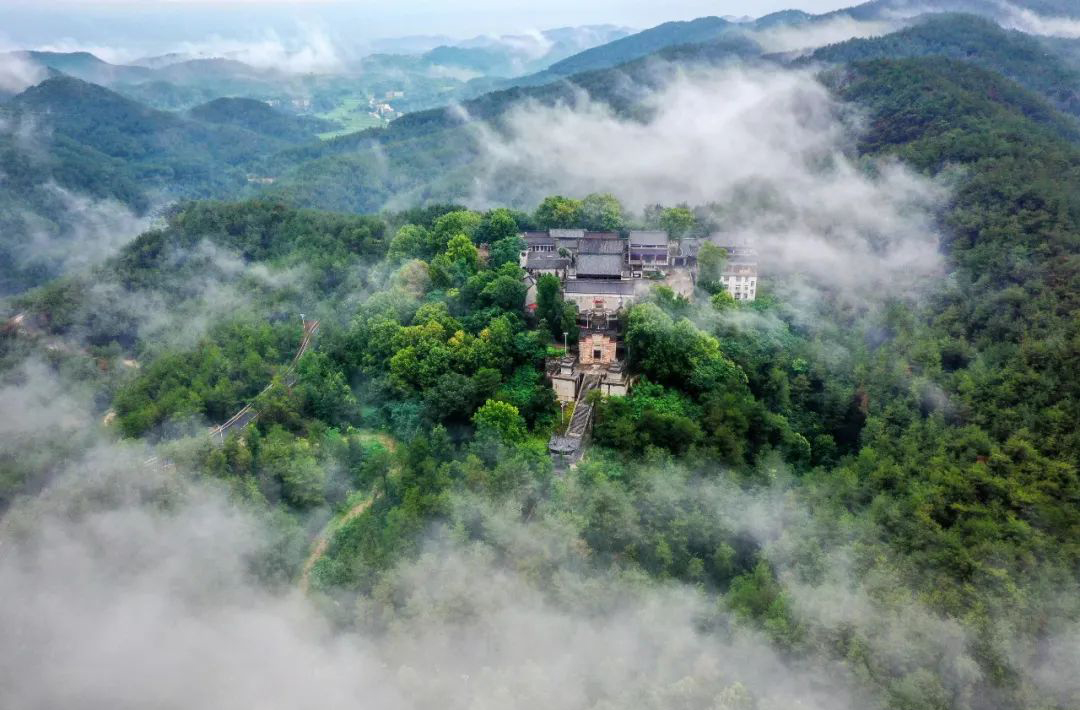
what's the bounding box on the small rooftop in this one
[722,262,759,275]
[716,242,758,259]
[522,231,553,243]
[550,228,586,240]
[628,230,669,247]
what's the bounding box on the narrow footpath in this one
[298,431,397,594]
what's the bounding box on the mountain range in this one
[2,0,1079,293]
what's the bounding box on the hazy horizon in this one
[0,0,856,61]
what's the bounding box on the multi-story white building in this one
[718,247,759,302]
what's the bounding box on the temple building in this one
[523,251,570,278]
[562,280,638,314]
[518,225,762,463]
[627,230,670,269]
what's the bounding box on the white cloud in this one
[997,2,1080,38]
[23,183,153,273]
[473,65,947,304]
[750,15,899,54]
[0,446,867,710]
[0,51,46,93]
[164,25,346,73]
[14,24,346,74]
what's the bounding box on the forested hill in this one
[7,50,1080,710]
[256,9,1080,216]
[4,50,154,85]
[843,0,1080,20]
[9,76,278,183]
[6,11,1080,701]
[0,76,306,295]
[543,16,736,76]
[188,97,335,143]
[810,14,1080,116]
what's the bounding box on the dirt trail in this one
[298,430,397,594]
[299,494,374,594]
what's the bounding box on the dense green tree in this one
[474,207,520,244]
[479,272,527,311]
[487,234,526,268]
[430,234,481,288]
[658,206,696,238]
[387,224,432,262]
[580,193,626,231]
[431,210,482,252]
[697,242,728,292]
[472,399,528,443]
[296,352,358,425]
[533,195,584,228]
[535,273,579,344]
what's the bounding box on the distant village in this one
[516,228,759,463]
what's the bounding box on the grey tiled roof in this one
[563,279,637,296]
[549,229,585,240]
[575,253,624,277]
[526,253,570,270]
[628,230,669,247]
[522,231,553,242]
[579,238,625,255]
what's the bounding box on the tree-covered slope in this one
[188,97,335,143]
[4,50,155,85]
[10,76,277,186]
[845,0,1080,21]
[6,49,1080,708]
[0,76,315,294]
[811,14,1080,116]
[794,58,1080,706]
[544,16,735,76]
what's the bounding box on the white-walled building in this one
[715,244,759,302]
[720,259,758,301]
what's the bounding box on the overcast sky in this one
[0,0,857,56]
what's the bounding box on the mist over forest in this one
[2,1,1080,709]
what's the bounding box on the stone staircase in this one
[566,373,600,438]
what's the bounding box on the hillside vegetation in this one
[811,14,1080,116]
[4,5,1080,708]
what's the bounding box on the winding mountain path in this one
[298,431,397,594]
[299,494,374,594]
